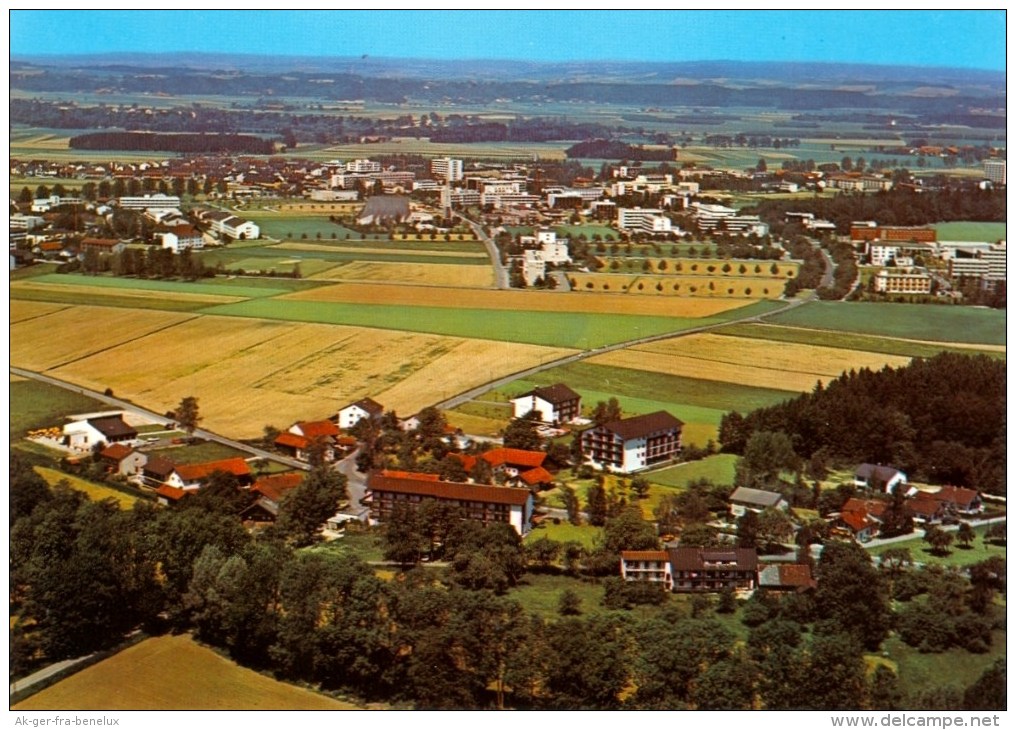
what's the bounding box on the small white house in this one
[854,464,908,494]
[62,414,137,451]
[729,487,789,518]
[336,397,385,429]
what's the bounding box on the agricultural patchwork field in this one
[310,261,494,287]
[589,332,913,392]
[13,634,359,710]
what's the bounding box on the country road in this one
[9,366,309,471]
[456,212,510,289]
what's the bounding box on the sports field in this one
[931,221,1006,242]
[12,634,359,710]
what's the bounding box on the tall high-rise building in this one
[984,159,1006,185]
[431,157,463,182]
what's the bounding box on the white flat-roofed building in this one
[984,159,1006,185]
[874,268,932,294]
[118,194,181,210]
[430,157,463,182]
[345,159,381,173]
[617,208,674,235]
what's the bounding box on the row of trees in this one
[719,353,1006,493]
[69,132,276,155]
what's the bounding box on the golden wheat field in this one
[589,333,913,392]
[311,261,495,288]
[13,634,359,710]
[10,280,245,306]
[281,281,751,317]
[597,257,800,279]
[15,308,571,437]
[9,299,69,323]
[9,306,196,372]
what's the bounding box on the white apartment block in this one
[118,194,181,210]
[430,157,463,182]
[345,159,381,173]
[874,268,932,294]
[617,208,673,235]
[522,249,546,286]
[984,159,1006,185]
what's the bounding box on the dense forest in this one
[719,353,1006,494]
[749,187,1006,236]
[69,131,275,154]
[9,454,1006,710]
[565,139,677,161]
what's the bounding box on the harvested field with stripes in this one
[588,332,913,392]
[9,306,195,372]
[11,306,572,438]
[311,261,495,288]
[10,299,69,323]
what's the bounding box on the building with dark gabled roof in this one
[854,463,907,494]
[510,383,582,424]
[62,413,138,450]
[366,472,533,535]
[581,410,682,473]
[668,547,758,592]
[335,397,385,429]
[729,487,788,517]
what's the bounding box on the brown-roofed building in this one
[621,547,758,593]
[510,383,582,424]
[906,495,946,525]
[366,472,533,535]
[668,547,758,592]
[758,563,817,592]
[336,398,385,429]
[62,414,138,451]
[581,411,683,473]
[141,456,176,488]
[241,472,305,523]
[854,463,908,494]
[729,487,788,517]
[932,486,983,517]
[834,509,880,543]
[81,237,126,255]
[99,443,147,477]
[164,457,253,490]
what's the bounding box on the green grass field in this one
[713,323,1006,359]
[867,523,1006,569]
[526,520,602,550]
[144,440,251,465]
[196,299,744,348]
[10,286,214,312]
[646,454,739,488]
[931,221,1006,242]
[883,631,1006,700]
[10,378,106,439]
[770,302,1006,346]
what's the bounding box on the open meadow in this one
[12,633,360,710]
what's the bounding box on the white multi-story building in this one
[690,201,737,230]
[984,159,1006,185]
[522,249,546,286]
[430,157,463,182]
[581,411,683,474]
[345,159,381,173]
[874,268,932,294]
[617,208,673,235]
[118,194,181,210]
[159,224,205,253]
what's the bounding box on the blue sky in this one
[10,10,1006,71]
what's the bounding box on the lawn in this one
[647,454,739,489]
[526,520,602,550]
[303,527,386,563]
[931,221,1006,242]
[506,572,609,621]
[769,301,1006,346]
[144,440,251,465]
[196,298,725,348]
[34,467,143,509]
[867,523,1007,569]
[883,631,1006,700]
[12,634,360,710]
[10,377,106,439]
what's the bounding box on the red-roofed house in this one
[835,509,880,543]
[366,472,533,535]
[241,472,305,522]
[156,484,189,507]
[758,563,817,592]
[481,448,552,488]
[933,486,983,517]
[99,443,147,477]
[164,457,253,490]
[906,495,946,525]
